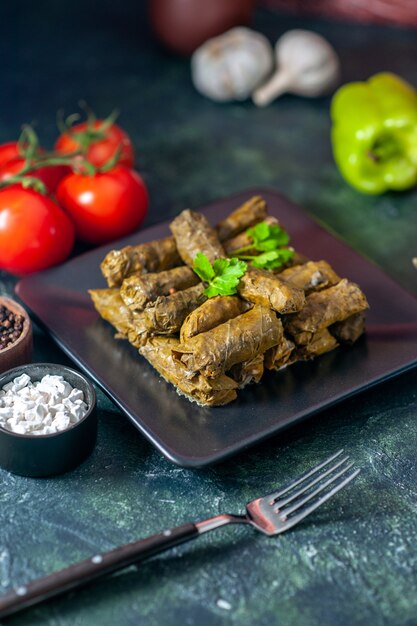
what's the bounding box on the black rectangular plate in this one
[16,189,417,467]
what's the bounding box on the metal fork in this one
[0,450,359,619]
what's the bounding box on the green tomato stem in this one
[0,175,47,194]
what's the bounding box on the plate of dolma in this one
[16,189,417,467]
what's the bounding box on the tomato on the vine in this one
[0,142,21,168]
[55,120,135,169]
[0,186,75,275]
[0,158,69,194]
[56,166,148,245]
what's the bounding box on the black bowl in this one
[0,363,97,477]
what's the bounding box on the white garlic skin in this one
[191,27,274,102]
[278,30,340,96]
[253,29,340,106]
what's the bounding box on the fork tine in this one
[277,469,360,532]
[278,463,357,520]
[273,455,351,510]
[267,449,344,503]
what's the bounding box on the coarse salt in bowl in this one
[0,363,97,477]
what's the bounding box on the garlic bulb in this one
[253,30,340,106]
[191,27,274,102]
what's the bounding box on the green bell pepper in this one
[331,72,417,194]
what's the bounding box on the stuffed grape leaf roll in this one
[172,305,283,378]
[170,210,225,266]
[297,328,339,359]
[89,288,133,337]
[264,336,295,370]
[284,279,368,337]
[143,283,207,335]
[180,296,251,341]
[139,336,238,406]
[279,261,340,294]
[237,266,305,314]
[330,312,366,345]
[228,354,264,388]
[120,266,199,311]
[89,288,148,347]
[216,195,267,241]
[101,237,182,287]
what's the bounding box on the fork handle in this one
[0,522,198,619]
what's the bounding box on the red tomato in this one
[55,120,135,168]
[0,142,21,168]
[56,166,148,244]
[0,158,70,194]
[0,186,75,275]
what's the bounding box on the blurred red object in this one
[262,0,417,27]
[149,0,256,55]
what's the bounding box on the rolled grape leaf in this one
[228,353,264,388]
[172,305,283,378]
[89,288,149,347]
[284,279,369,336]
[139,336,238,406]
[170,210,225,267]
[329,312,366,344]
[216,196,267,241]
[279,260,341,294]
[180,296,251,341]
[100,237,182,287]
[297,328,339,359]
[120,266,199,311]
[237,266,305,314]
[264,336,296,370]
[143,283,207,335]
[89,288,133,337]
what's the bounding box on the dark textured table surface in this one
[1,2,416,625]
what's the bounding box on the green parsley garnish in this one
[247,222,289,251]
[231,221,294,270]
[193,253,247,298]
[251,248,295,270]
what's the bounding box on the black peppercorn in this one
[0,305,25,350]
